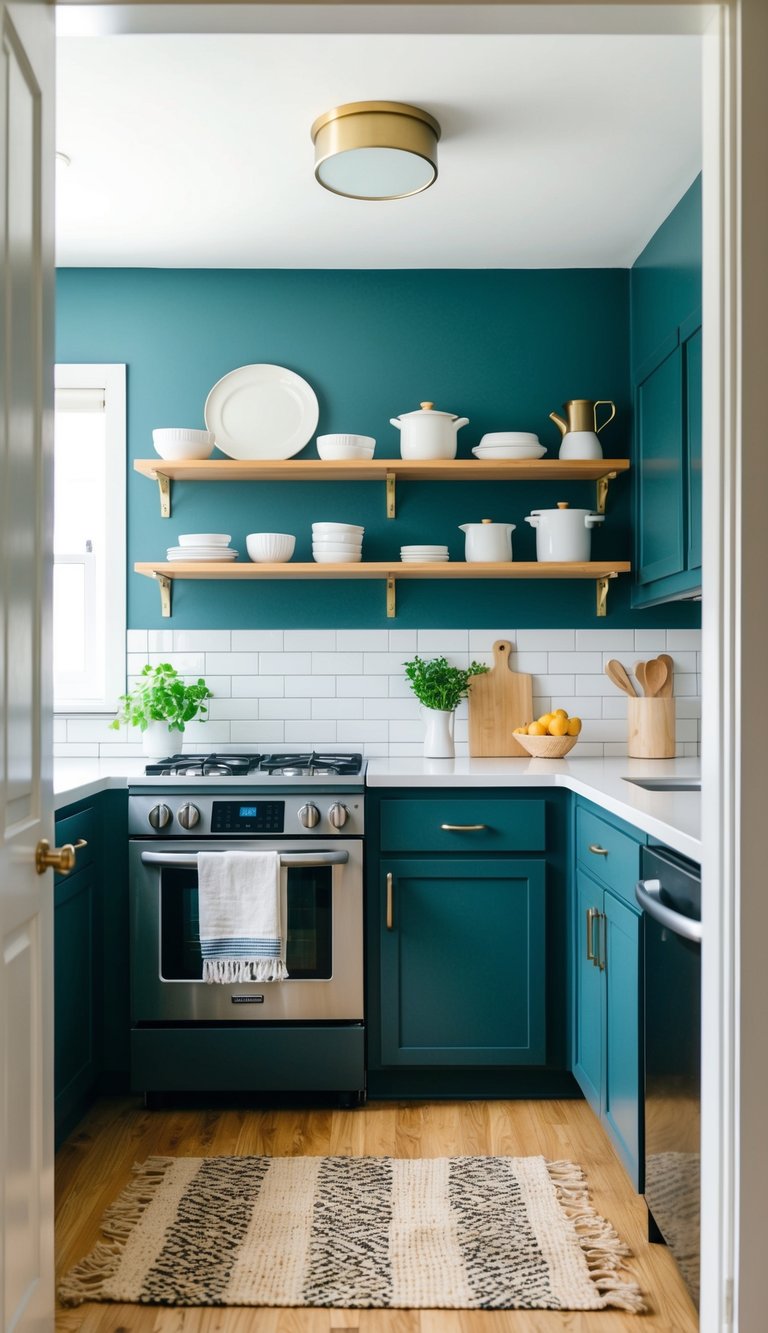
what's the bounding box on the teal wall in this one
[55,266,701,629]
[631,175,702,376]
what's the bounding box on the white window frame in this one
[53,362,126,713]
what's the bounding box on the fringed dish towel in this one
[198,850,287,983]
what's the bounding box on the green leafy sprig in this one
[111,662,213,734]
[403,655,488,713]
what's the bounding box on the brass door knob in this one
[35,838,87,876]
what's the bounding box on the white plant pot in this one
[141,719,172,758]
[422,706,455,759]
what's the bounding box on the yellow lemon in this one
[537,712,554,727]
[528,721,547,736]
[553,708,568,719]
[513,726,526,735]
[548,715,569,737]
[566,717,582,736]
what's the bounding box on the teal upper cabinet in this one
[631,176,702,608]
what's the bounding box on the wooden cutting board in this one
[468,640,533,757]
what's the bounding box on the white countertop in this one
[54,754,701,862]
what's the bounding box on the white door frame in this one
[53,2,768,1328]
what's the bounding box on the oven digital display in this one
[210,801,284,833]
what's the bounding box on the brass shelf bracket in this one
[596,572,617,618]
[386,472,396,519]
[156,573,172,618]
[596,470,617,515]
[386,576,396,618]
[153,471,171,518]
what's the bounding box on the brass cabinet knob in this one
[35,837,87,876]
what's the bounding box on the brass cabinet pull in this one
[386,872,394,930]
[597,912,606,971]
[440,823,488,832]
[35,837,87,877]
[586,907,599,965]
[588,843,609,856]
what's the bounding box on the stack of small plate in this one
[168,533,238,562]
[400,545,450,563]
[472,433,546,460]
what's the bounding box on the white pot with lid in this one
[391,401,469,460]
[525,502,604,562]
[459,519,515,563]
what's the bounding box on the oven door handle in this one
[140,850,350,869]
[635,877,702,943]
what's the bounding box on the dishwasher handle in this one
[635,877,702,943]
[140,850,349,869]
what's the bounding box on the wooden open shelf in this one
[135,560,632,619]
[134,457,630,519]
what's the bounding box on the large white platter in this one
[204,364,319,460]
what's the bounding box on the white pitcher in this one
[459,519,515,562]
[422,706,455,758]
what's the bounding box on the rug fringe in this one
[57,1156,177,1307]
[546,1159,646,1314]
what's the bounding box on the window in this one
[54,364,126,712]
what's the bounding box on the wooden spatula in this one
[605,659,637,697]
[634,661,648,696]
[656,653,675,697]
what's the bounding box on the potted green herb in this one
[403,655,488,757]
[111,662,213,757]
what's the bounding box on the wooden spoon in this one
[605,659,637,697]
[656,653,674,697]
[644,657,669,698]
[634,661,648,696]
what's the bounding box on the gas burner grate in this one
[259,751,363,777]
[144,753,263,777]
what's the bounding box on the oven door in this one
[129,839,363,1022]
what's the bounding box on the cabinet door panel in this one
[380,859,546,1067]
[604,891,642,1187]
[685,325,702,573]
[54,867,97,1134]
[636,345,685,585]
[573,873,603,1115]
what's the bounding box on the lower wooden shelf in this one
[135,560,632,619]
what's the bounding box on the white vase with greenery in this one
[403,656,488,759]
[111,662,213,757]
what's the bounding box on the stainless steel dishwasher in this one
[636,845,702,1309]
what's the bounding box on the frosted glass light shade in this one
[311,101,440,201]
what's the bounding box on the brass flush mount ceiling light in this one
[310,101,441,200]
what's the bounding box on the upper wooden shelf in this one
[134,456,630,519]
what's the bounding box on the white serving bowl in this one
[246,532,296,563]
[153,428,215,460]
[316,444,375,461]
[177,533,231,547]
[472,444,547,460]
[312,522,365,536]
[317,435,376,460]
[478,432,540,446]
[312,532,363,546]
[312,547,362,564]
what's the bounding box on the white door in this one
[0,0,55,1327]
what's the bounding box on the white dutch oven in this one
[459,518,515,563]
[391,401,469,460]
[525,502,604,562]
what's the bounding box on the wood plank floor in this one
[55,1098,698,1332]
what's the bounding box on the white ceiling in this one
[55,32,702,269]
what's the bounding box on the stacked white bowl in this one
[317,434,376,461]
[312,522,364,564]
[400,545,450,563]
[168,534,237,562]
[472,432,547,460]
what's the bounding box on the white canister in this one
[391,401,469,460]
[524,502,604,562]
[459,519,515,563]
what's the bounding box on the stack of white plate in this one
[312,522,364,564]
[168,533,238,562]
[472,433,547,460]
[400,545,450,563]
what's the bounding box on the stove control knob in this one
[148,803,172,830]
[328,803,349,829]
[298,802,320,829]
[178,802,201,830]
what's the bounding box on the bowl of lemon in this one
[513,708,582,758]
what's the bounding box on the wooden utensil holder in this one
[627,697,676,758]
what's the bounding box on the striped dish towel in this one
[197,850,288,983]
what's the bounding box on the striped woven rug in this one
[59,1154,644,1312]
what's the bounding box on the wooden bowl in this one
[514,732,579,758]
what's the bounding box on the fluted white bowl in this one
[246,532,296,563]
[153,428,215,460]
[317,435,375,460]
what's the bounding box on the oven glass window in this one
[159,865,333,980]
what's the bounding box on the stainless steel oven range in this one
[128,752,365,1105]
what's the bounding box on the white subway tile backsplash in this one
[56,627,701,761]
[53,742,99,757]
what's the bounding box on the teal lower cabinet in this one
[574,868,643,1188]
[54,804,100,1147]
[379,858,546,1067]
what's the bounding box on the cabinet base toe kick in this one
[130,1025,365,1097]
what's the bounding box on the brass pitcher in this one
[549,399,616,437]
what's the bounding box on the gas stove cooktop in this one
[143,751,364,779]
